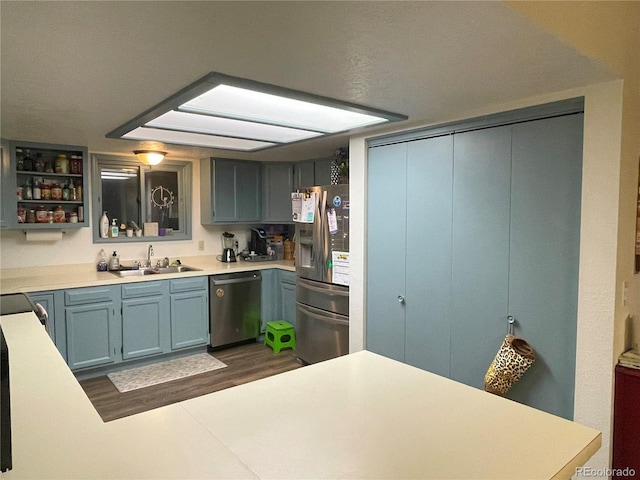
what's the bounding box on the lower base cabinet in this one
[261,269,297,332]
[280,271,296,328]
[45,277,209,373]
[169,277,208,350]
[121,281,170,360]
[64,285,120,370]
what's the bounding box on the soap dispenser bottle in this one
[100,211,109,238]
[110,219,119,238]
[97,249,108,272]
[109,251,120,271]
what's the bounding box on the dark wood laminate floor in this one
[79,342,302,422]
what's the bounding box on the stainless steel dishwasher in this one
[209,271,261,348]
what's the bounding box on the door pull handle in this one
[398,295,405,304]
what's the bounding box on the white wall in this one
[0,158,254,269]
[349,80,623,469]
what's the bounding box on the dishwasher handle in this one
[212,274,261,286]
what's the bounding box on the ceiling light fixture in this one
[134,150,167,166]
[107,72,408,152]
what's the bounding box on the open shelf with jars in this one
[8,141,89,229]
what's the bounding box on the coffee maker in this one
[220,231,236,262]
[250,228,268,255]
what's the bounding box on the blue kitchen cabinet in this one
[294,161,315,189]
[121,281,170,360]
[63,285,120,370]
[260,269,280,333]
[28,290,60,343]
[262,163,294,223]
[169,277,208,350]
[200,158,261,224]
[313,157,333,186]
[0,141,9,229]
[366,109,583,419]
[280,270,296,328]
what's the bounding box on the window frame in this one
[91,153,192,244]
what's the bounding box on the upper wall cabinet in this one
[200,158,262,224]
[4,140,89,229]
[92,155,192,243]
[262,163,294,223]
[294,157,333,190]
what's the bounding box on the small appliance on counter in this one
[250,228,268,256]
[217,231,237,263]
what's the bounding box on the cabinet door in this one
[29,292,56,342]
[450,126,512,388]
[0,142,9,229]
[204,159,262,223]
[294,161,315,189]
[404,136,453,377]
[66,301,119,370]
[280,272,297,327]
[314,158,333,186]
[122,296,169,359]
[170,291,208,350]
[235,161,261,222]
[366,142,408,362]
[260,269,280,332]
[506,114,583,419]
[263,163,294,223]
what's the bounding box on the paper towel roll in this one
[25,230,63,242]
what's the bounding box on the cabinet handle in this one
[398,295,405,304]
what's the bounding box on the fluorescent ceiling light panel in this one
[147,111,322,143]
[180,85,391,133]
[107,72,407,152]
[123,127,275,151]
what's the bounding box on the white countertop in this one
[0,256,295,294]
[1,313,600,479]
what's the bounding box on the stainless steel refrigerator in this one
[295,184,349,364]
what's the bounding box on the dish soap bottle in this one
[110,218,119,238]
[109,251,120,271]
[100,212,109,238]
[97,249,108,272]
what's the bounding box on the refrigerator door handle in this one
[297,303,349,326]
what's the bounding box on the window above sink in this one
[91,154,192,243]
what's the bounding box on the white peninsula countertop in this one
[0,313,600,480]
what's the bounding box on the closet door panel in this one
[507,113,583,419]
[366,143,408,362]
[450,126,512,388]
[405,136,453,377]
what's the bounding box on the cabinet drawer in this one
[281,270,296,285]
[65,286,113,306]
[121,281,165,299]
[170,276,207,293]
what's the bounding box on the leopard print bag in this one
[484,334,536,396]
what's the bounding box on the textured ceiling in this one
[0,1,613,162]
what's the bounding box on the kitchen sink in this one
[110,265,202,277]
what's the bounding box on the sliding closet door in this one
[507,114,583,419]
[404,136,453,377]
[366,143,408,362]
[450,126,512,388]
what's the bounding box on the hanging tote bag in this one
[484,318,536,396]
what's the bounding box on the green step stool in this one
[265,320,296,353]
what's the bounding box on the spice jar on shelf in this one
[41,183,52,200]
[55,154,70,174]
[53,205,66,223]
[70,155,82,174]
[51,183,62,201]
[26,209,36,224]
[35,205,48,223]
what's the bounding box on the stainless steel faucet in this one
[147,244,154,267]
